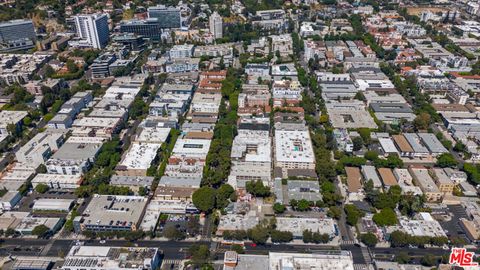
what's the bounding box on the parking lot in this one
[438,204,471,244]
[157,214,202,238]
[14,190,82,218]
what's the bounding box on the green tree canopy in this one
[436,153,458,168]
[192,187,216,213]
[360,232,378,247]
[373,208,398,226]
[32,225,49,238]
[35,183,49,194]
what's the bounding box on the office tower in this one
[0,19,36,52]
[209,11,223,39]
[119,19,163,41]
[147,5,181,28]
[71,14,109,49]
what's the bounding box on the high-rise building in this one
[209,11,223,39]
[69,14,109,49]
[148,5,181,28]
[0,19,36,52]
[119,18,163,41]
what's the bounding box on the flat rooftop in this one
[276,217,336,237]
[110,175,154,187]
[81,195,148,228]
[63,246,159,269]
[231,130,271,163]
[328,109,377,129]
[274,130,315,164]
[119,142,162,170]
[345,166,362,193]
[0,111,28,128]
[172,138,211,159]
[50,141,102,161]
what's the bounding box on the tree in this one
[231,244,244,254]
[360,232,378,247]
[453,141,466,152]
[413,112,431,130]
[354,91,366,101]
[358,128,371,145]
[216,184,235,209]
[399,194,425,217]
[436,153,458,168]
[327,206,342,219]
[389,231,410,247]
[395,252,410,264]
[138,186,148,196]
[23,116,32,127]
[364,151,378,161]
[245,180,270,197]
[373,208,398,226]
[35,183,49,194]
[66,59,79,73]
[270,230,293,243]
[32,225,50,238]
[421,254,437,267]
[188,244,210,266]
[192,187,216,213]
[352,136,364,151]
[44,64,55,78]
[75,186,94,198]
[37,164,47,174]
[163,225,186,240]
[344,204,364,226]
[273,203,286,214]
[247,225,269,245]
[373,154,403,169]
[6,123,19,137]
[303,230,330,243]
[295,199,311,211]
[186,217,200,236]
[5,228,15,237]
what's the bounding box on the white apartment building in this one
[209,11,223,39]
[228,130,272,189]
[169,44,194,59]
[69,14,109,49]
[15,133,64,168]
[274,129,316,177]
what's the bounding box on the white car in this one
[99,240,106,244]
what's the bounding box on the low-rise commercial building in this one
[397,212,447,238]
[276,217,336,239]
[74,195,148,233]
[32,198,74,212]
[0,191,21,211]
[110,175,154,194]
[62,246,160,270]
[223,251,354,270]
[31,174,83,189]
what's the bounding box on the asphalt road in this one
[2,237,470,265]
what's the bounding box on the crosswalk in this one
[341,240,356,245]
[361,247,372,264]
[353,264,370,270]
[161,259,182,268]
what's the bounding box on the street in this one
[1,237,470,265]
